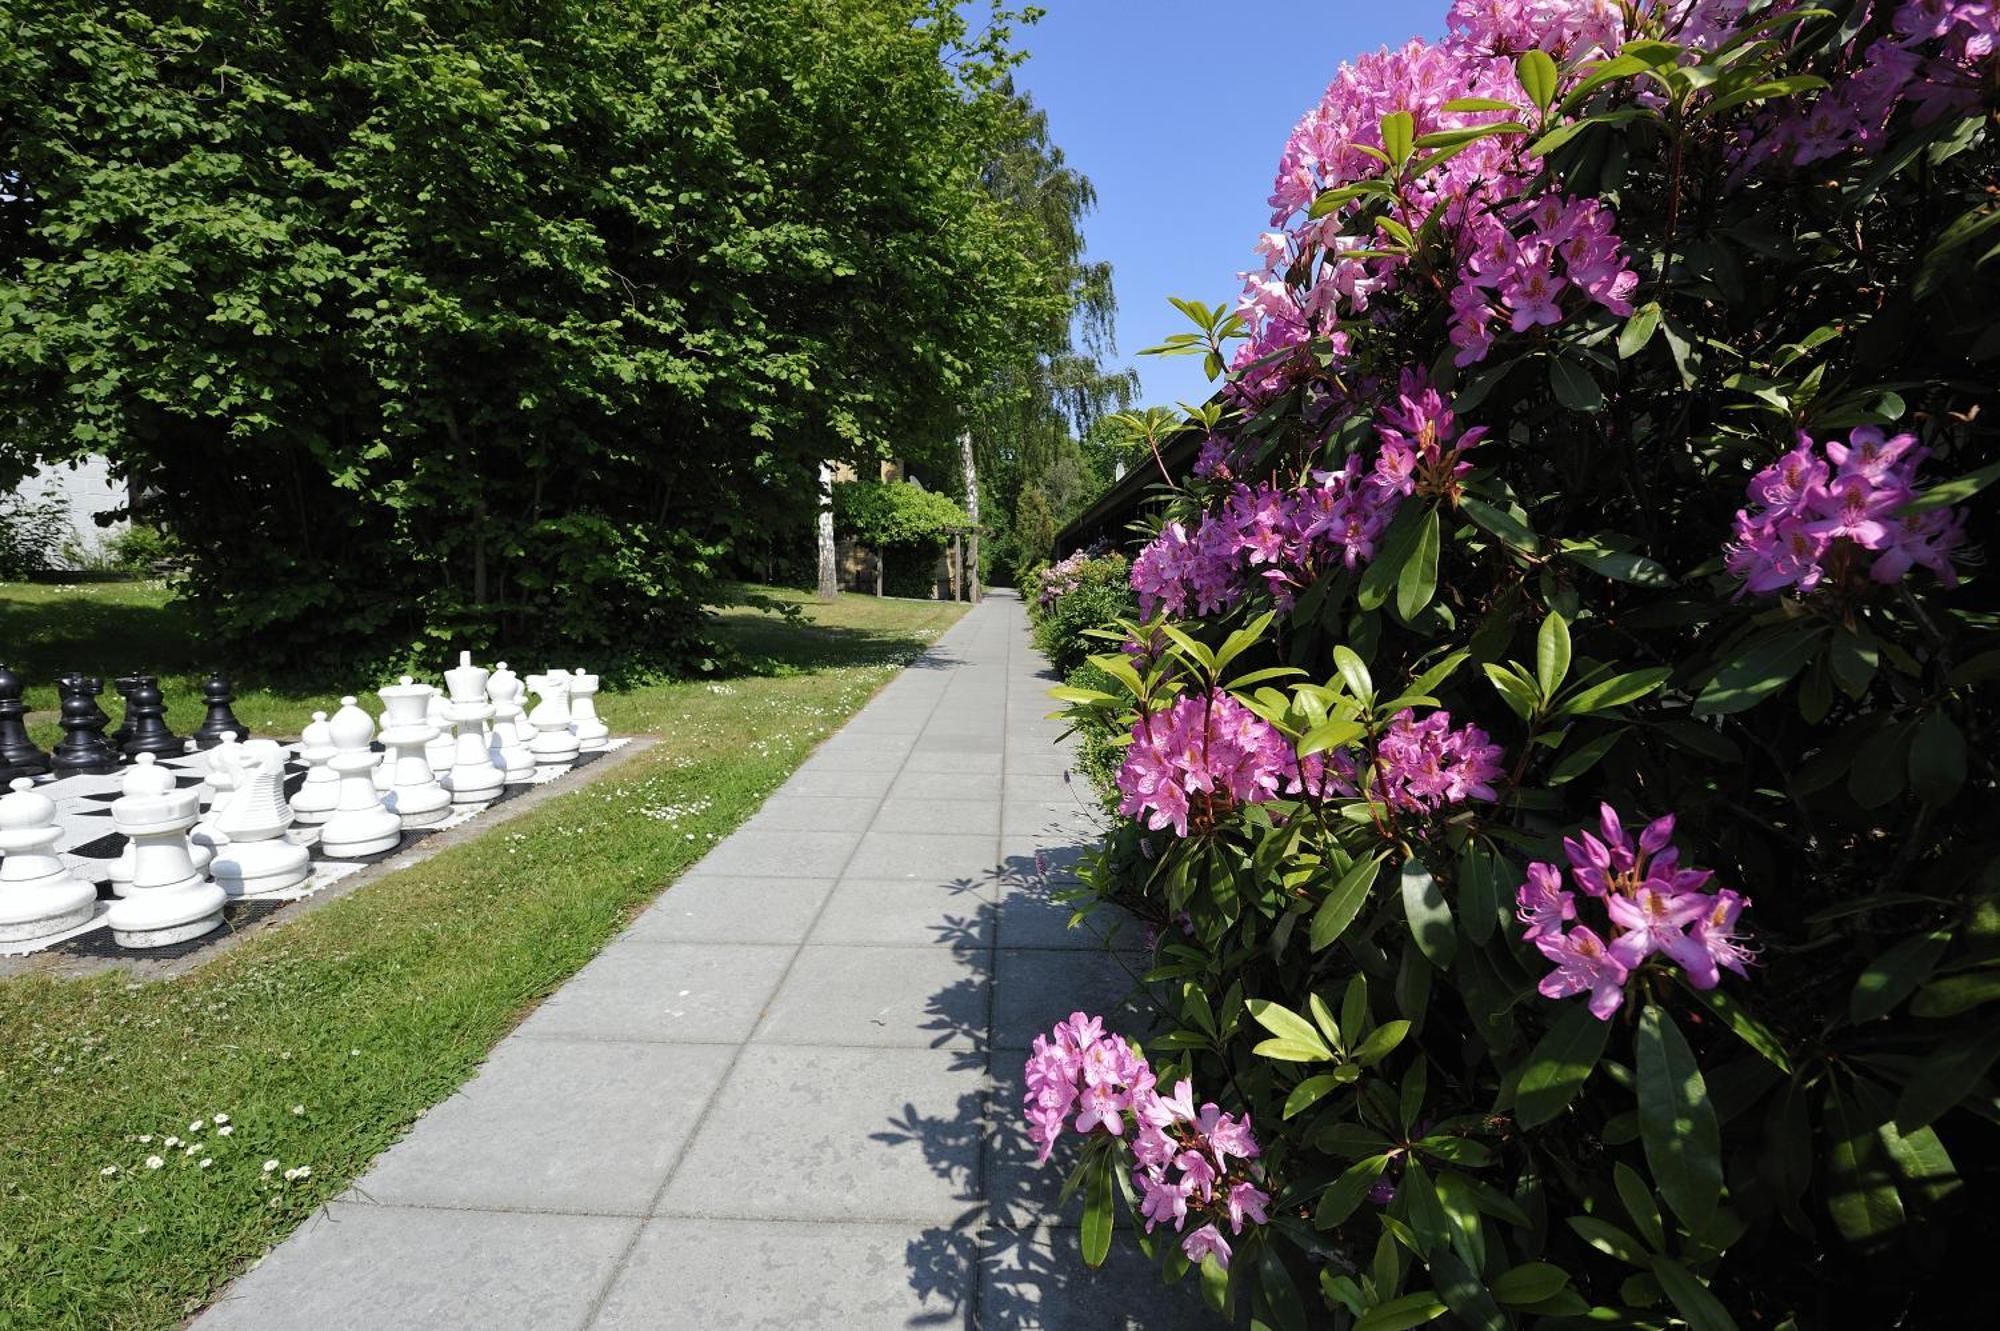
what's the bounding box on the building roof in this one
[1055,429,1202,556]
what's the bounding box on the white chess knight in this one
[206,739,312,897]
[105,754,227,949]
[568,667,608,752]
[317,696,404,859]
[190,731,249,853]
[0,777,99,944]
[485,662,536,781]
[440,652,504,804]
[377,677,451,827]
[290,710,340,825]
[525,669,581,767]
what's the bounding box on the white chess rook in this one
[317,696,404,859]
[568,666,608,752]
[0,777,99,944]
[526,669,581,767]
[105,754,227,948]
[291,710,340,825]
[377,677,451,827]
[207,739,311,897]
[441,651,504,804]
[485,662,536,781]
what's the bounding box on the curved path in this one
[195,591,1207,1331]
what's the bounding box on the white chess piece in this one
[441,652,504,804]
[424,688,458,775]
[377,677,451,827]
[207,740,312,897]
[291,711,340,825]
[525,669,580,767]
[485,662,536,781]
[109,770,213,897]
[317,697,404,859]
[105,754,227,948]
[568,667,608,752]
[0,777,99,943]
[191,731,249,853]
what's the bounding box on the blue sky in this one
[1007,0,1452,410]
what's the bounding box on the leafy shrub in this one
[1035,5,1999,1329]
[834,480,970,598]
[0,484,68,578]
[1027,550,1133,675]
[1060,658,1126,807]
[105,523,178,573]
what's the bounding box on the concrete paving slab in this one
[872,796,1003,835]
[695,829,862,878]
[809,877,996,948]
[622,876,836,945]
[738,794,883,833]
[846,830,1001,882]
[511,942,794,1045]
[991,948,1161,1052]
[755,943,988,1050]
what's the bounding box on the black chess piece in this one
[120,675,185,759]
[50,674,121,776]
[191,672,249,748]
[111,674,142,748]
[0,663,52,781]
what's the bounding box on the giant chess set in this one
[0,657,627,960]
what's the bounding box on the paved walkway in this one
[197,592,1206,1331]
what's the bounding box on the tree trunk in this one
[815,461,838,601]
[876,547,884,597]
[959,430,981,602]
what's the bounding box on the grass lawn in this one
[0,582,966,1331]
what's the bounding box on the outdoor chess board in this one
[6,737,633,961]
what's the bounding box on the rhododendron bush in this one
[1036,2,1997,1327]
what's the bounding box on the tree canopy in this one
[0,0,1086,668]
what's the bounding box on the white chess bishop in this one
[0,777,100,944]
[105,753,227,948]
[290,710,340,825]
[526,669,581,767]
[485,662,536,781]
[568,667,608,752]
[317,696,404,859]
[377,677,451,827]
[206,739,312,897]
[190,731,249,853]
[441,652,504,805]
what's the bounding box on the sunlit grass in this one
[0,582,965,1331]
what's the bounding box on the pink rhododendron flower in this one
[1527,804,1755,1019]
[1726,426,1965,597]
[1182,1223,1233,1269]
[1116,692,1297,837]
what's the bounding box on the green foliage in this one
[105,523,178,573]
[0,483,67,578]
[1048,15,1999,1330]
[1012,484,1059,581]
[1026,550,1132,675]
[831,480,969,547]
[1061,658,1126,808]
[0,0,1067,671]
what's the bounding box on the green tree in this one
[0,0,1074,669]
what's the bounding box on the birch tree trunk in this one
[959,429,981,602]
[815,461,838,601]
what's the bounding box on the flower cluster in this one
[1025,1012,1270,1270]
[1373,372,1488,501]
[1519,803,1754,1020]
[1752,2,1999,169]
[1296,708,1505,813]
[1117,692,1297,837]
[1450,194,1639,365]
[1725,426,1966,597]
[1036,550,1097,608]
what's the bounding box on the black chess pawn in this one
[111,674,142,749]
[50,674,121,776]
[191,672,249,748]
[120,675,185,760]
[0,663,52,781]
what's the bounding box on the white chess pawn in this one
[317,697,403,859]
[105,754,227,948]
[208,740,312,897]
[525,669,580,767]
[424,688,458,776]
[485,662,536,781]
[191,731,249,853]
[568,667,608,752]
[377,678,450,827]
[0,777,100,943]
[291,711,340,825]
[441,652,503,804]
